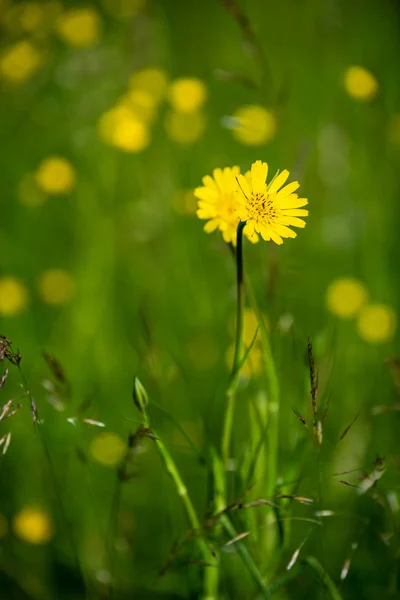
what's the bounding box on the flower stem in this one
[221,221,246,467]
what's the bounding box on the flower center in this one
[248,192,278,224]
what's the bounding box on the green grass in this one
[1,0,400,598]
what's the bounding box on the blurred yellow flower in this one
[103,0,145,19]
[232,105,276,146]
[172,190,197,215]
[164,110,206,144]
[0,40,42,85]
[90,432,126,467]
[56,7,101,48]
[343,66,378,101]
[230,308,269,346]
[35,156,76,194]
[0,514,8,539]
[357,304,397,343]
[122,89,158,122]
[18,173,47,207]
[98,106,150,152]
[0,277,29,317]
[38,269,75,305]
[326,278,367,318]
[13,507,54,545]
[235,160,308,245]
[19,2,44,31]
[168,77,207,113]
[129,67,168,102]
[194,166,258,245]
[226,341,263,378]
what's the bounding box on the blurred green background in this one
[1,0,400,598]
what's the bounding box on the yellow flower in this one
[194,166,258,245]
[226,342,263,378]
[164,110,206,144]
[129,67,167,103]
[90,432,126,467]
[13,507,54,545]
[123,89,158,122]
[35,156,76,194]
[232,105,276,146]
[98,106,150,152]
[38,269,75,305]
[357,304,397,344]
[235,160,308,245]
[168,77,207,113]
[0,277,29,317]
[56,8,101,48]
[343,66,378,101]
[326,278,368,318]
[0,40,42,85]
[103,0,145,19]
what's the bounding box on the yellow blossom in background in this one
[235,160,308,245]
[231,105,276,146]
[129,67,168,103]
[19,2,44,31]
[0,40,42,85]
[225,341,263,378]
[103,0,145,19]
[38,269,75,305]
[56,7,101,48]
[13,507,54,545]
[326,278,368,318]
[228,308,269,346]
[172,190,197,215]
[122,89,158,122]
[0,277,29,317]
[18,173,47,207]
[194,166,258,245]
[98,106,150,152]
[35,156,76,194]
[164,110,206,145]
[168,78,207,113]
[0,514,8,539]
[357,304,397,344]
[343,66,378,101]
[90,432,126,467]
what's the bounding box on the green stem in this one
[221,221,246,467]
[140,405,214,568]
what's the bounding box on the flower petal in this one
[244,220,255,237]
[202,175,218,191]
[270,230,283,245]
[280,216,307,229]
[204,219,219,232]
[250,160,268,195]
[194,187,218,202]
[282,209,309,217]
[268,170,290,193]
[278,195,308,209]
[276,181,300,198]
[274,223,297,238]
[236,174,251,202]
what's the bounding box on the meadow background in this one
[1,0,400,598]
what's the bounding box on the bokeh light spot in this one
[56,8,102,48]
[168,78,207,113]
[326,278,368,318]
[343,66,378,101]
[0,40,42,85]
[357,304,397,343]
[129,67,168,103]
[13,507,54,545]
[231,105,276,145]
[164,111,206,144]
[38,269,75,305]
[35,156,76,195]
[90,432,126,467]
[0,277,29,317]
